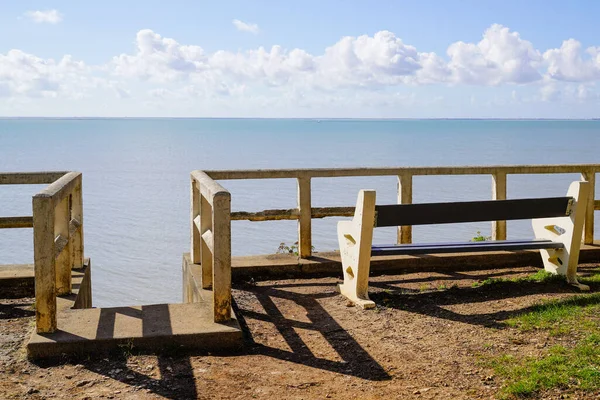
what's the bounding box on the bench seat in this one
[371,239,564,256]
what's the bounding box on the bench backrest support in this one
[532,180,589,289]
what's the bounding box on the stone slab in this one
[28,301,242,359]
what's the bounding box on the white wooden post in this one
[492,172,507,240]
[581,170,595,245]
[397,173,413,244]
[297,177,312,258]
[33,195,57,333]
[212,191,231,322]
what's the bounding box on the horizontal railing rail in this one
[196,164,600,258]
[0,172,70,229]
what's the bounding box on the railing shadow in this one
[0,301,35,319]
[233,283,391,382]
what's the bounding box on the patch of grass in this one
[506,292,600,334]
[472,269,563,288]
[488,335,600,398]
[484,276,600,398]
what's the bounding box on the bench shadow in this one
[369,268,600,329]
[233,284,390,382]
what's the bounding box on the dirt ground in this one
[2,265,600,400]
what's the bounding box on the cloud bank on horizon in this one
[1,19,599,117]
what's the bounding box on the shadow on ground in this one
[26,265,600,399]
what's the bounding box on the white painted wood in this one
[532,181,590,290]
[337,190,377,309]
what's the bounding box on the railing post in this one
[55,196,71,295]
[200,193,213,289]
[297,177,312,258]
[71,178,84,269]
[212,191,231,322]
[397,173,413,244]
[190,178,201,264]
[492,172,507,240]
[581,170,595,245]
[33,195,57,333]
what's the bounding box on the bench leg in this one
[532,180,590,291]
[337,190,377,309]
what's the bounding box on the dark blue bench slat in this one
[371,239,564,256]
[375,197,572,227]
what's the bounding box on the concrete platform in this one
[0,264,35,298]
[230,242,600,281]
[28,302,242,359]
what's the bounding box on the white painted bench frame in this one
[337,181,590,309]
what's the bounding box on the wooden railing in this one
[0,171,84,333]
[190,171,231,322]
[195,164,600,259]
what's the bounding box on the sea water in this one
[1,119,599,306]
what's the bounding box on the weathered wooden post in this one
[397,172,413,244]
[492,172,507,240]
[212,190,231,322]
[71,177,84,270]
[581,170,595,245]
[200,192,213,289]
[33,194,57,333]
[190,178,201,264]
[297,177,312,258]
[54,196,71,295]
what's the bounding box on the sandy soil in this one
[1,265,599,400]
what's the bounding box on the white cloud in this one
[232,19,260,34]
[446,24,542,85]
[3,24,600,116]
[24,10,63,24]
[543,39,600,82]
[0,50,89,97]
[112,29,207,82]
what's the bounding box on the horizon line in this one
[0,117,599,121]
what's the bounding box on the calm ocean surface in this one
[1,119,599,307]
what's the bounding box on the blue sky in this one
[1,1,599,117]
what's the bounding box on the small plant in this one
[471,230,492,242]
[276,241,315,256]
[277,241,299,255]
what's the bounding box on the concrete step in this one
[28,301,243,359]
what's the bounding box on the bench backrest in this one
[375,197,573,227]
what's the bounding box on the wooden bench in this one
[337,181,590,309]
